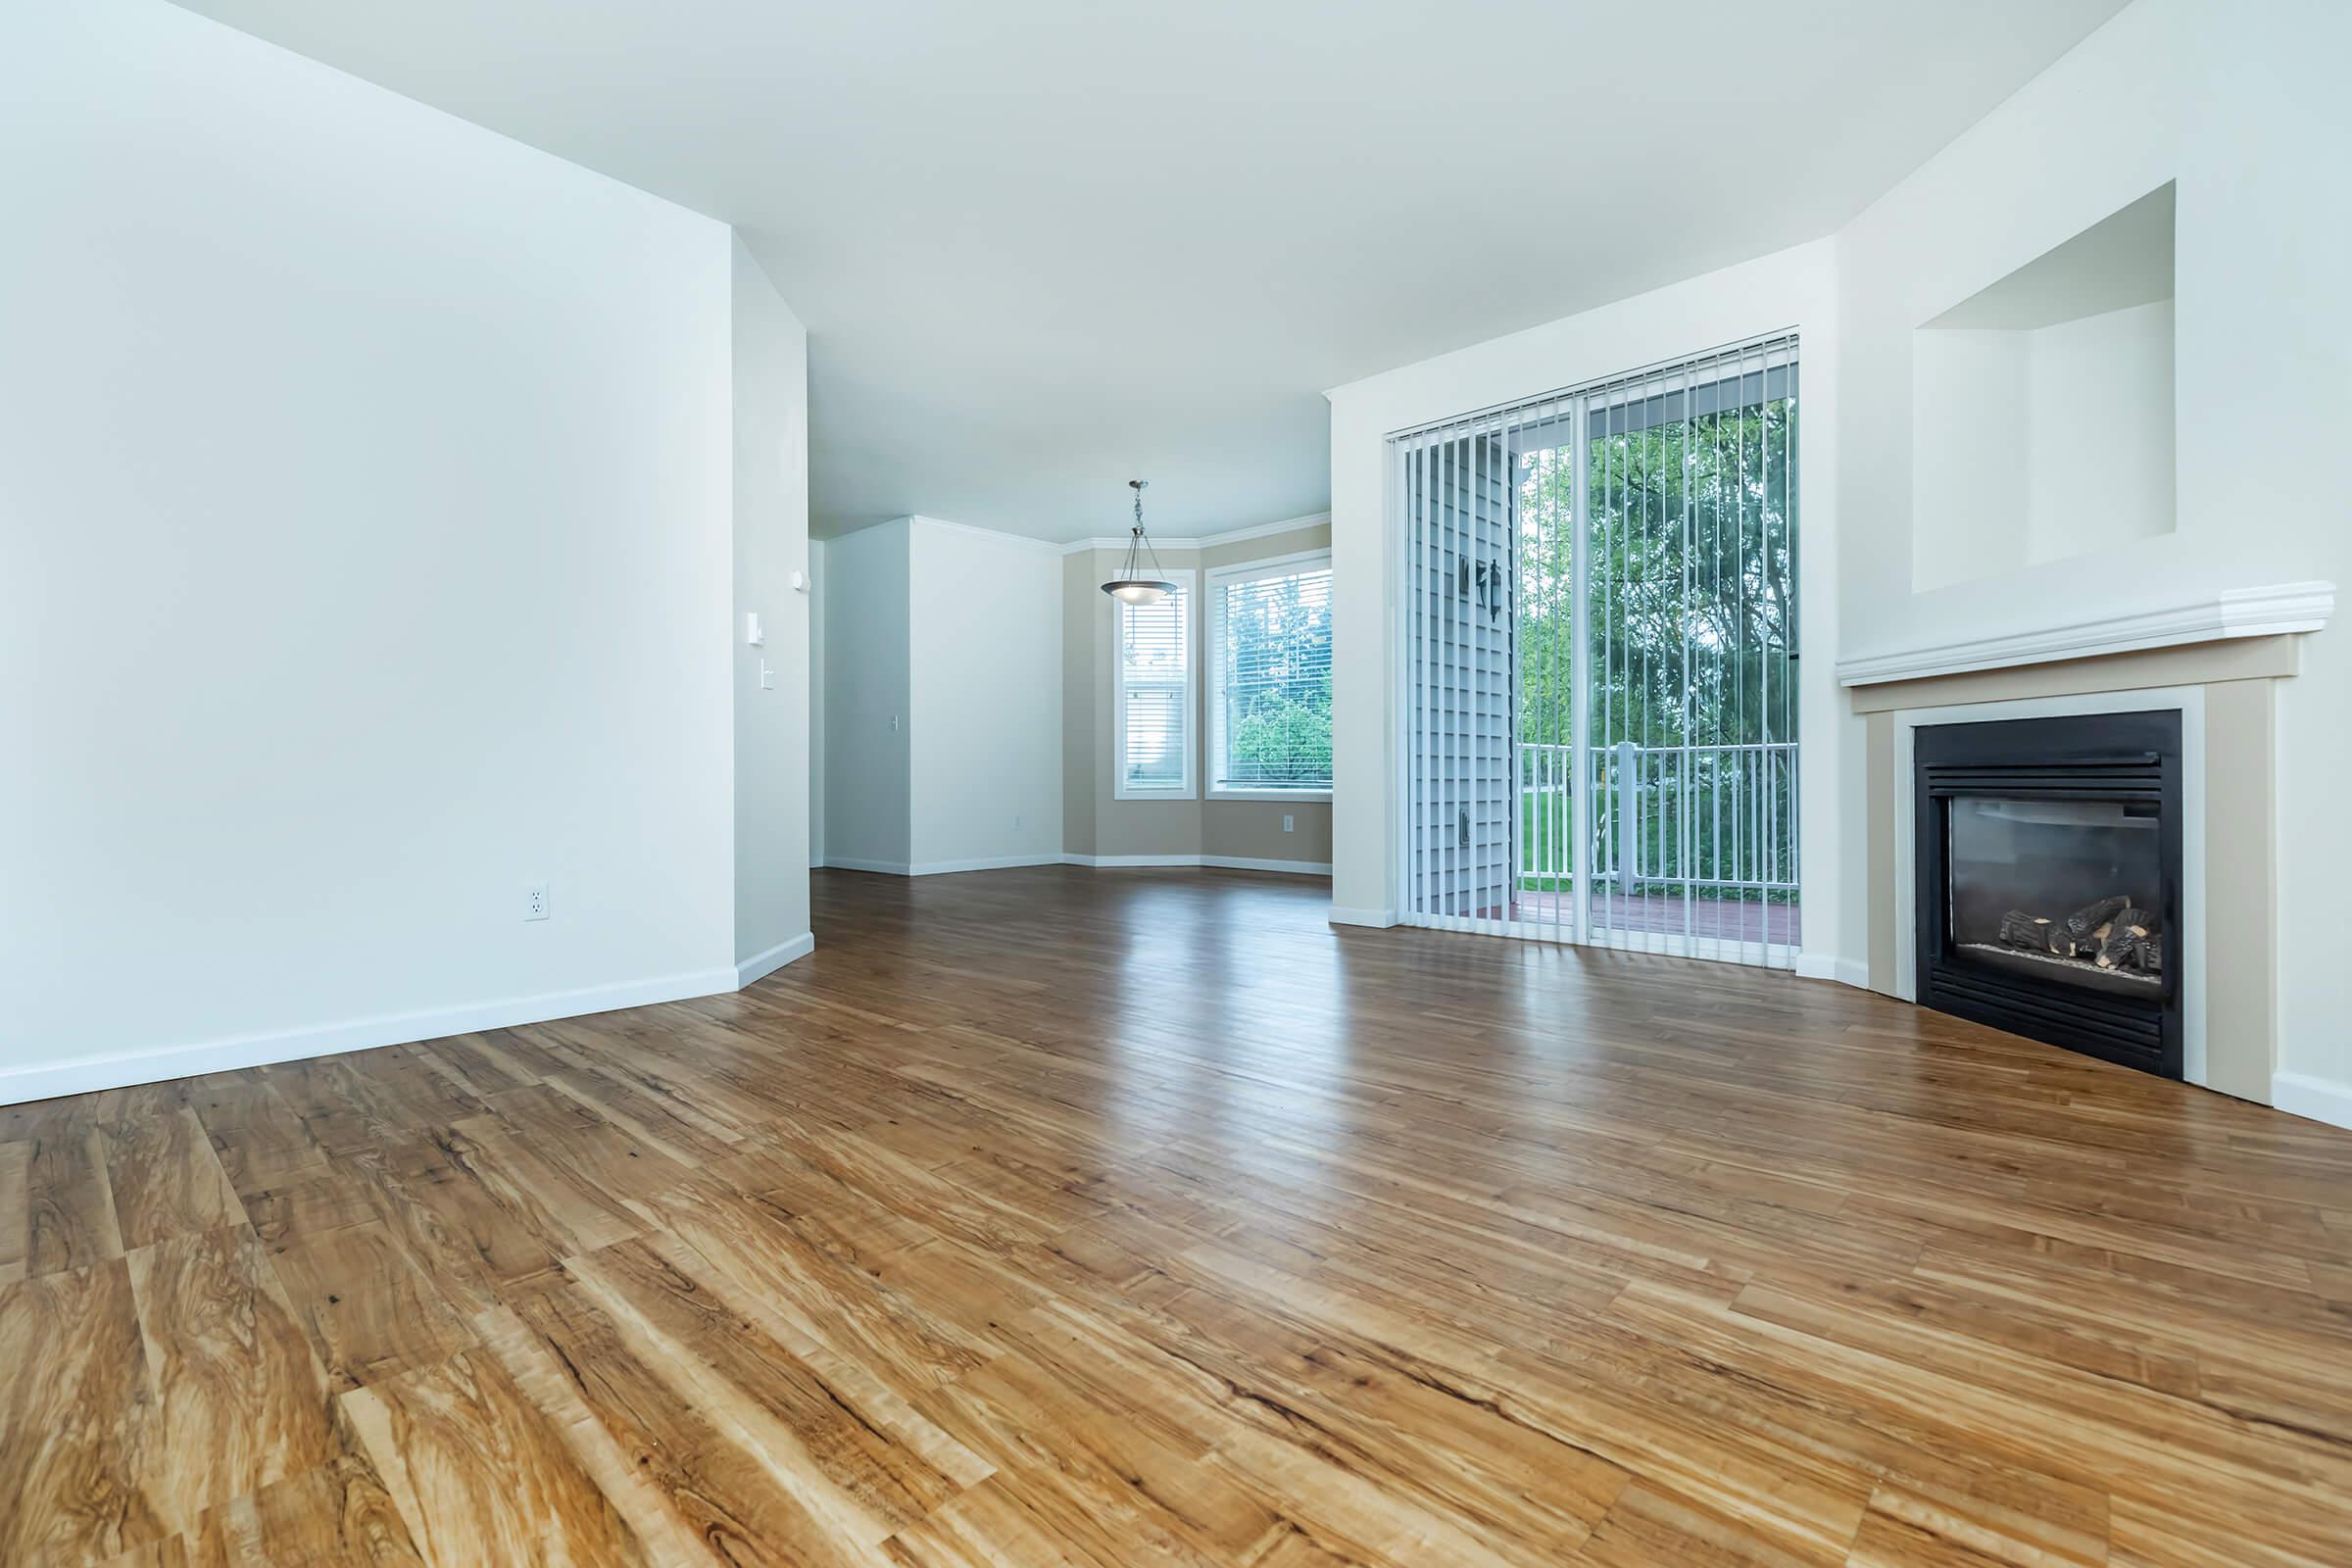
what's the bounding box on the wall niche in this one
[1911,182,2176,593]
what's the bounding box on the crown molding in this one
[1836,580,2335,687]
[1059,511,1333,556]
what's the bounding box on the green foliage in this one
[1515,399,1798,892]
[1221,570,1333,786]
[1231,693,1331,783]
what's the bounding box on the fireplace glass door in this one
[1914,707,2182,1080]
[1946,798,2164,996]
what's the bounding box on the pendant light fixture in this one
[1101,478,1177,605]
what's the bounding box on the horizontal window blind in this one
[1118,583,1190,794]
[1213,563,1332,790]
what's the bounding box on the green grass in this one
[1514,788,1797,901]
[1521,790,1573,892]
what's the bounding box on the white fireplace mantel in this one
[1836,581,2335,687]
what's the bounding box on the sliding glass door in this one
[1396,333,1800,968]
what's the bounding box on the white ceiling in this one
[174,0,2124,541]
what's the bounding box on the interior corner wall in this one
[808,537,828,868]
[1833,0,2352,1107]
[821,520,914,872]
[907,520,1063,872]
[730,236,813,972]
[1060,551,1101,858]
[0,0,746,1104]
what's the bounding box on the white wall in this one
[2025,300,2174,566]
[1912,300,2174,592]
[1323,240,1849,964]
[1912,330,2031,592]
[821,520,913,871]
[730,236,813,979]
[809,537,827,867]
[1836,0,2352,1108]
[908,520,1063,872]
[0,0,759,1102]
[818,517,1061,875]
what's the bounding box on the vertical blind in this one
[1118,582,1190,793]
[1213,563,1333,790]
[1392,331,1800,970]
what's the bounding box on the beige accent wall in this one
[1866,712,1897,995]
[1853,638,2293,1103]
[1062,522,1334,867]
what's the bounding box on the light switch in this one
[759,660,775,690]
[745,612,765,646]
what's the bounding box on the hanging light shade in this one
[1101,478,1177,604]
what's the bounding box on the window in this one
[1208,552,1333,798]
[1113,569,1195,799]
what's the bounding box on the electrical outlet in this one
[524,882,550,921]
[1283,814,1295,833]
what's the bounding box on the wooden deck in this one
[1510,888,1803,947]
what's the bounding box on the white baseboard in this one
[1329,905,1398,928]
[908,854,1067,876]
[1062,853,1332,876]
[1792,954,1873,990]
[0,964,741,1108]
[2272,1071,2352,1131]
[823,855,1067,877]
[1205,855,1332,875]
[734,931,814,989]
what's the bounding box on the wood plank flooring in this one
[4,865,2351,1566]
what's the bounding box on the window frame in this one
[1111,566,1199,802]
[1205,548,1335,803]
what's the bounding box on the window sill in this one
[1208,788,1332,804]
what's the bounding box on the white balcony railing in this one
[1520,740,1798,895]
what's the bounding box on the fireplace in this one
[1913,710,2183,1079]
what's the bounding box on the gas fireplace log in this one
[2063,896,2132,941]
[2095,907,2158,968]
[1997,910,2054,950]
[2047,927,2091,959]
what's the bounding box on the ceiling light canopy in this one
[1102,479,1177,605]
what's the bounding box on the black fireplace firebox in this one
[1914,710,2183,1080]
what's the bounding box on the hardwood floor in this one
[4,865,2350,1566]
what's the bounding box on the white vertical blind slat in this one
[1392,331,1800,971]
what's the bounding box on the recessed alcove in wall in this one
[1912,182,2176,593]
